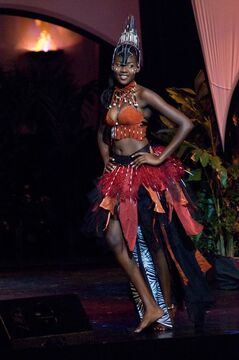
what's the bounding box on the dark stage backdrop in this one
[0,1,205,268]
[139,0,204,94]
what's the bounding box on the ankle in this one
[167,304,175,311]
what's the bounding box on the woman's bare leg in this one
[151,248,176,323]
[106,219,164,333]
[152,249,171,307]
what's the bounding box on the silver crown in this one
[117,15,140,49]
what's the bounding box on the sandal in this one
[152,322,172,332]
[167,304,176,323]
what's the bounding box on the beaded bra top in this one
[105,81,146,141]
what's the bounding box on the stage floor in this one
[0,264,238,359]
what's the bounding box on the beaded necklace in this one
[108,81,138,109]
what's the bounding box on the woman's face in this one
[112,54,139,86]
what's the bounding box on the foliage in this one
[159,70,239,256]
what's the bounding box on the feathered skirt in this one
[83,144,213,328]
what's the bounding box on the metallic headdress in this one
[112,15,141,67]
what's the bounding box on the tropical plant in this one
[157,70,239,257]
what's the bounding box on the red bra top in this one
[105,106,144,126]
[105,106,147,140]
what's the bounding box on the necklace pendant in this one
[110,81,138,109]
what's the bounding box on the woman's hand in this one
[130,152,163,168]
[104,157,116,173]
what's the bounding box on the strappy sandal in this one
[152,322,172,332]
[167,304,176,323]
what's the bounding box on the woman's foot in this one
[152,306,175,332]
[152,322,167,332]
[134,306,164,333]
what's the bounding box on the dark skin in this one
[98,54,193,333]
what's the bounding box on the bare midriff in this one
[111,137,149,156]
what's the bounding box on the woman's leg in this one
[151,248,171,306]
[106,218,164,333]
[151,248,176,322]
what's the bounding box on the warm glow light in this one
[35,19,42,27]
[16,17,83,52]
[32,29,57,52]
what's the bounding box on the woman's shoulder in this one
[136,84,149,103]
[136,83,147,95]
[136,84,163,107]
[136,83,162,97]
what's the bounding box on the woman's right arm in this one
[97,123,115,173]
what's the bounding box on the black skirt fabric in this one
[81,146,214,328]
[137,186,214,327]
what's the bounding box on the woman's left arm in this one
[131,88,193,167]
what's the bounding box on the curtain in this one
[191,0,239,147]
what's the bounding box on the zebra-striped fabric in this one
[130,225,172,329]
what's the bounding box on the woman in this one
[86,16,213,333]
